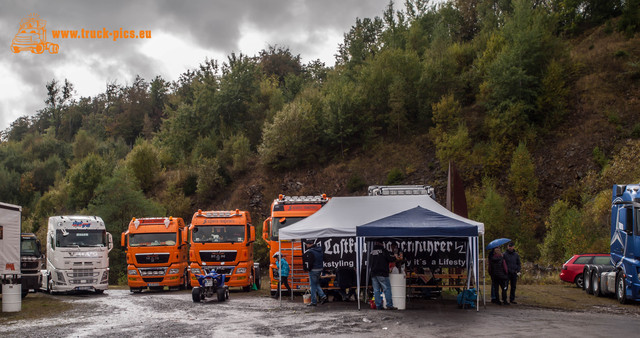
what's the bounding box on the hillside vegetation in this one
[1,0,639,283]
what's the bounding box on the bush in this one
[508,142,538,201]
[196,157,225,200]
[347,174,367,193]
[538,200,582,265]
[124,140,160,193]
[469,177,514,241]
[385,168,404,185]
[258,99,320,169]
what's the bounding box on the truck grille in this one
[138,267,167,276]
[67,269,100,278]
[21,261,40,271]
[142,277,164,283]
[67,269,99,285]
[135,253,170,264]
[199,251,237,262]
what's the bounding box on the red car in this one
[560,254,611,288]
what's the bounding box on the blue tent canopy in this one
[356,206,479,238]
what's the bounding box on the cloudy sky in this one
[1,0,396,132]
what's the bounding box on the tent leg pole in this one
[278,238,282,307]
[482,234,486,309]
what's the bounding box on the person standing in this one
[304,241,327,306]
[489,247,509,305]
[369,241,397,310]
[488,248,498,304]
[504,242,522,304]
[274,252,291,298]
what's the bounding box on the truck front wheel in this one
[192,287,203,303]
[616,273,628,304]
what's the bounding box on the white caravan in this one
[0,202,22,286]
[41,216,113,293]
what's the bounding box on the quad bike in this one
[192,270,229,302]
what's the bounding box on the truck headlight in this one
[191,268,202,275]
[236,267,247,274]
[168,268,179,275]
[128,269,138,275]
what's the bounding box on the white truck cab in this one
[41,215,113,293]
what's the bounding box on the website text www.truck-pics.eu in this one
[52,28,151,41]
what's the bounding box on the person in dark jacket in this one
[489,247,509,305]
[504,242,522,304]
[306,241,327,306]
[369,241,397,310]
[488,248,497,304]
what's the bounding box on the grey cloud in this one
[1,0,390,131]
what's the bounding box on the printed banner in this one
[303,237,468,270]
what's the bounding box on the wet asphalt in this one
[2,289,640,337]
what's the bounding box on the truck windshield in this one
[192,225,245,243]
[21,238,40,256]
[56,229,106,247]
[271,217,304,240]
[129,233,177,247]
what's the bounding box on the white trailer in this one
[41,215,113,294]
[0,202,21,282]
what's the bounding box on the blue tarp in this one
[356,206,479,238]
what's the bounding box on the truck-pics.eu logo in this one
[11,13,59,54]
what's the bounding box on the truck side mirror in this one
[250,225,256,243]
[108,233,113,252]
[121,233,126,247]
[262,218,271,242]
[182,228,188,245]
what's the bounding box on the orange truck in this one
[121,217,189,293]
[262,194,329,295]
[188,209,259,291]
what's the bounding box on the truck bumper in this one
[21,272,41,291]
[48,268,109,292]
[127,265,184,289]
[127,275,182,288]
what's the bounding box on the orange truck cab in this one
[262,194,329,295]
[189,209,259,291]
[121,217,189,293]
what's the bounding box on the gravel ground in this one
[2,288,640,337]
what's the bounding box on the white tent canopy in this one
[278,195,484,240]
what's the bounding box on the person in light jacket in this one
[274,252,291,298]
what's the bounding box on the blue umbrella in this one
[486,238,511,250]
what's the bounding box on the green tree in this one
[469,177,514,241]
[539,199,582,264]
[508,142,538,200]
[124,140,160,193]
[66,154,110,210]
[72,129,97,160]
[259,99,320,169]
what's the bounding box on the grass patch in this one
[517,284,640,313]
[0,292,73,323]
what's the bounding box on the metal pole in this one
[356,236,361,310]
[278,238,282,306]
[482,233,486,308]
[291,240,295,301]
